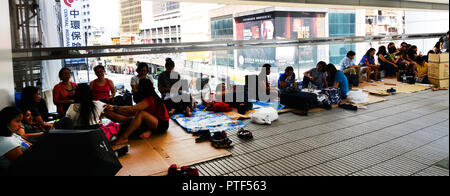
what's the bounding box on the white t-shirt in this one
[66,101,106,127]
[130,75,154,87]
[0,133,29,171]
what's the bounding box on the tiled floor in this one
[193,90,450,176]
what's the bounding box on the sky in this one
[90,0,121,37]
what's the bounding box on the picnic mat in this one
[171,111,246,133]
[116,119,231,176]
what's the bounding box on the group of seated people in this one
[340,39,448,85]
[2,34,448,173]
[0,60,177,173]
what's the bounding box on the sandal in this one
[114,144,130,158]
[181,166,199,177]
[237,129,253,140]
[211,138,233,149]
[210,131,233,148]
[195,130,211,143]
[210,131,228,142]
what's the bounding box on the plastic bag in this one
[251,107,278,125]
[347,90,369,104]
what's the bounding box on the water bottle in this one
[403,74,407,83]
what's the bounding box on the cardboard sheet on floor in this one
[116,120,231,176]
[356,78,432,95]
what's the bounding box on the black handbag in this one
[8,129,122,176]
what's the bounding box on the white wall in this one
[405,10,449,53]
[0,0,15,109]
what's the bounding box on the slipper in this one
[195,131,211,143]
[237,129,253,140]
[168,164,180,176]
[181,166,199,177]
[192,129,210,136]
[114,144,130,158]
[211,138,233,149]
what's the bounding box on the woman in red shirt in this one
[105,79,170,145]
[90,65,116,104]
[53,68,77,115]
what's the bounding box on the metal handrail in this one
[11,32,446,61]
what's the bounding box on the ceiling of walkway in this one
[159,0,449,10]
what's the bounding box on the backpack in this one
[113,90,133,106]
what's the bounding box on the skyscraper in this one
[81,0,93,43]
[120,0,142,35]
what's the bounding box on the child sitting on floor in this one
[0,107,32,175]
[415,56,429,84]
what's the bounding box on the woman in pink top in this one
[90,65,116,104]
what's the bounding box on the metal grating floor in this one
[193,90,450,176]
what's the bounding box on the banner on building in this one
[61,0,86,65]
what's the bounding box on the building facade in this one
[328,10,357,65]
[120,0,142,35]
[140,1,181,44]
[81,0,93,42]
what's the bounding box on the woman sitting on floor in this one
[18,110,44,142]
[407,45,421,63]
[105,79,170,145]
[19,86,53,131]
[278,66,299,94]
[65,83,106,129]
[131,62,154,103]
[90,65,116,104]
[359,48,381,82]
[0,107,32,175]
[378,46,398,79]
[302,61,328,89]
[325,64,349,99]
[53,67,77,116]
[279,67,317,116]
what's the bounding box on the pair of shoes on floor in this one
[210,131,233,148]
[167,164,199,177]
[237,129,253,140]
[114,144,130,158]
[195,129,211,143]
[387,88,397,95]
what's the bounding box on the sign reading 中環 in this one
[61,0,86,65]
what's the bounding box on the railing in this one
[12,33,446,62]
